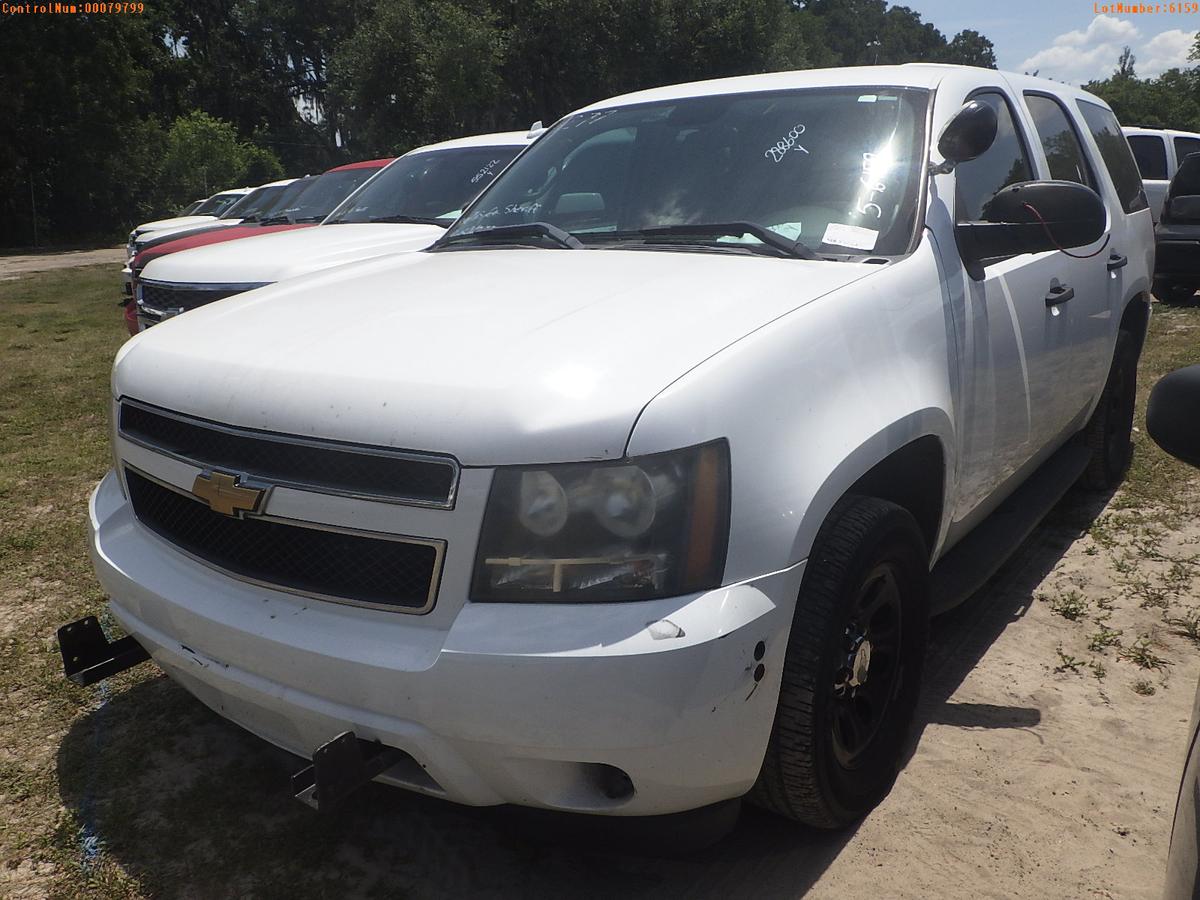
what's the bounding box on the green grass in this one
[2,269,1200,897]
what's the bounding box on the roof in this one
[256,178,299,188]
[209,187,253,198]
[403,130,533,157]
[326,158,395,172]
[1122,126,1200,139]
[579,63,1108,112]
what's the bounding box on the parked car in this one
[1123,126,1200,223]
[1152,152,1200,304]
[120,180,300,308]
[1146,366,1200,899]
[133,131,532,329]
[67,65,1153,830]
[126,179,299,260]
[122,161,392,334]
[127,188,252,242]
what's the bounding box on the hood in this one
[132,223,313,272]
[140,223,445,285]
[134,220,244,255]
[134,215,217,235]
[115,248,880,465]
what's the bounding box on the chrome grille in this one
[119,399,459,508]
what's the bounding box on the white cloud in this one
[1018,15,1196,83]
[1139,29,1196,76]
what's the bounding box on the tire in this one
[1154,279,1197,305]
[749,495,929,829]
[1080,329,1139,490]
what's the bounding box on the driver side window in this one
[955,92,1034,223]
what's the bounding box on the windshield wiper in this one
[635,222,818,259]
[368,214,449,227]
[438,221,583,250]
[257,215,293,226]
[293,215,326,224]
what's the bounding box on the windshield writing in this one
[448,87,928,256]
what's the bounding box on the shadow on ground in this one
[55,485,1114,900]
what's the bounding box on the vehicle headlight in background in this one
[471,441,730,602]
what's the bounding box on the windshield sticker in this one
[857,95,878,103]
[764,124,809,163]
[471,158,504,185]
[822,223,878,251]
[770,222,803,241]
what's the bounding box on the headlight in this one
[471,441,729,602]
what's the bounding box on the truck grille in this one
[137,281,262,313]
[119,400,459,508]
[124,468,443,611]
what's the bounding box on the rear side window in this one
[1175,136,1200,166]
[1024,94,1094,187]
[1078,102,1149,214]
[955,91,1033,222]
[1126,134,1168,180]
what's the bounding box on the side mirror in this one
[956,180,1107,264]
[933,100,998,172]
[1147,366,1200,468]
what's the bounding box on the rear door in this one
[1078,100,1154,347]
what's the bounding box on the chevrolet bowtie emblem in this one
[191,471,266,517]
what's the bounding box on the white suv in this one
[71,65,1152,829]
[1123,126,1200,222]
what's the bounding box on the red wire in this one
[1021,202,1111,259]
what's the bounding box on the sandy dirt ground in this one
[0,247,124,279]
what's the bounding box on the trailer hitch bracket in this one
[292,731,405,812]
[58,616,150,686]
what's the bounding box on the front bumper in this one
[89,471,802,816]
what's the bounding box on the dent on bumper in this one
[88,471,805,815]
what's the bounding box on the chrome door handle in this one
[1045,284,1074,307]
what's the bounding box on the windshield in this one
[445,87,929,257]
[193,192,244,216]
[327,145,522,225]
[220,184,288,220]
[265,167,384,224]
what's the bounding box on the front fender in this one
[626,241,958,584]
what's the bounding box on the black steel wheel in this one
[749,495,929,829]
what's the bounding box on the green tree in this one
[1087,55,1200,133]
[159,111,284,207]
[938,29,997,68]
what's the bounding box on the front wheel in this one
[749,495,929,828]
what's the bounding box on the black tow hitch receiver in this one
[58,616,151,686]
[291,731,405,812]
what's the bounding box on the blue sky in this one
[904,0,1197,82]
